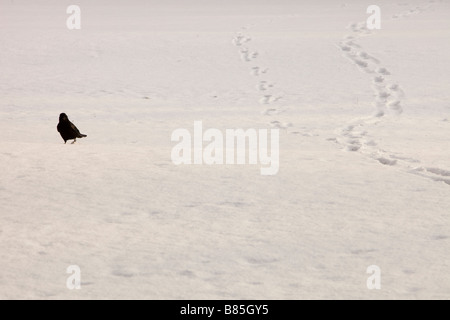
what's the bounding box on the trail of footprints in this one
[232,29,292,130]
[336,1,450,186]
[337,21,404,155]
[230,2,449,186]
[392,0,437,19]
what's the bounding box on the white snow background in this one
[0,0,450,299]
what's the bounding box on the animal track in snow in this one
[239,47,258,62]
[426,167,450,177]
[373,75,385,84]
[337,11,406,145]
[269,120,293,130]
[232,33,251,46]
[257,81,274,91]
[355,59,369,68]
[259,95,283,105]
[387,100,403,114]
[233,25,292,132]
[335,0,449,187]
[358,51,380,64]
[261,108,286,116]
[376,67,391,75]
[392,3,433,19]
[377,157,398,166]
[250,66,268,76]
[412,167,450,185]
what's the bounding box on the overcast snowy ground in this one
[1,0,450,299]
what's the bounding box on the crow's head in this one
[59,113,68,122]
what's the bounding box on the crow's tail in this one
[79,134,87,138]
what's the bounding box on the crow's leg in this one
[71,138,77,144]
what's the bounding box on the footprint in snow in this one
[388,83,404,96]
[262,108,286,116]
[262,108,277,115]
[347,144,361,152]
[270,121,292,129]
[240,48,258,62]
[387,100,403,114]
[426,167,450,177]
[377,157,397,166]
[251,66,268,76]
[358,51,380,64]
[354,59,369,68]
[345,40,361,48]
[377,91,391,99]
[373,75,384,84]
[377,67,391,75]
[232,34,251,46]
[259,95,282,105]
[340,45,352,52]
[256,81,274,91]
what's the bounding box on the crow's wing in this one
[69,121,82,135]
[57,122,66,133]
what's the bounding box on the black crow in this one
[57,113,87,144]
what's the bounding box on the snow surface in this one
[1,0,450,299]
